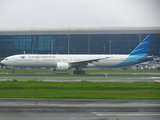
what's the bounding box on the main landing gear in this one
[73,70,85,74]
[73,67,86,74]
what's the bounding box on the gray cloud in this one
[0,0,160,28]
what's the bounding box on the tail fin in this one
[129,35,153,57]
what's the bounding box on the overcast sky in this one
[0,0,160,28]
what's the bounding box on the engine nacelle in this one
[55,62,70,71]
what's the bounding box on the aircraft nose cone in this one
[0,60,4,65]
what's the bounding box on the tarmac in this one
[0,98,160,120]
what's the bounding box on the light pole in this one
[139,34,141,43]
[68,26,70,54]
[68,35,70,54]
[104,44,105,54]
[88,34,90,54]
[109,40,112,54]
[51,39,53,54]
[32,43,34,54]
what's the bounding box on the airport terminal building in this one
[0,27,160,59]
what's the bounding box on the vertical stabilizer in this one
[129,35,153,57]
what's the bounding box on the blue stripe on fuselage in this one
[114,54,147,67]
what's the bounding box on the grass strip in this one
[0,80,159,99]
[0,69,160,73]
[108,74,160,77]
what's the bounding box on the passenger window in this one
[57,59,61,61]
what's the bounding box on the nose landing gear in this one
[12,69,15,73]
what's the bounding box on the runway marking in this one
[94,114,160,116]
[154,80,160,82]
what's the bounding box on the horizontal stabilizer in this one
[136,56,153,61]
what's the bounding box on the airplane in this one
[0,35,153,74]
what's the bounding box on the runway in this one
[0,75,160,82]
[0,98,160,120]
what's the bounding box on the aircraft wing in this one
[70,57,109,65]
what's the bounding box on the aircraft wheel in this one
[12,70,15,73]
[79,70,85,74]
[73,70,85,74]
[73,71,76,74]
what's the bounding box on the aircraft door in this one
[34,56,39,63]
[36,58,39,63]
[35,57,39,63]
[14,57,17,63]
[125,58,129,62]
[69,57,72,62]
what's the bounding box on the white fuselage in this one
[1,54,129,68]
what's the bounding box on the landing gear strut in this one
[73,70,85,74]
[12,69,15,73]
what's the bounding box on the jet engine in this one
[53,62,70,71]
